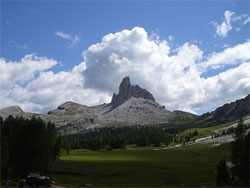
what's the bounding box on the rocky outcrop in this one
[110,76,155,110]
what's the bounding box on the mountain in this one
[0,106,25,118]
[109,76,155,110]
[1,76,249,134]
[0,77,196,134]
[45,77,196,133]
[197,94,250,126]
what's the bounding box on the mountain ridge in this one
[197,94,250,126]
[0,77,249,134]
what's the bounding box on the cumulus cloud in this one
[81,27,250,113]
[213,10,234,37]
[0,54,58,89]
[201,62,250,108]
[0,55,110,113]
[1,27,250,114]
[55,31,80,47]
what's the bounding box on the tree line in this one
[216,119,249,187]
[0,116,60,179]
[60,126,199,151]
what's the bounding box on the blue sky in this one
[1,0,250,114]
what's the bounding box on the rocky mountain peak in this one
[110,76,156,110]
[119,76,131,94]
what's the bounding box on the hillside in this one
[0,77,249,134]
[0,77,196,133]
[197,94,250,127]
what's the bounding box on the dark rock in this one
[90,118,94,123]
[58,106,65,110]
[109,76,155,109]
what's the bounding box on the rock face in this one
[199,94,250,126]
[110,76,155,110]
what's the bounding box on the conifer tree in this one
[216,158,230,187]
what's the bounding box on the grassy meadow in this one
[178,122,234,138]
[49,143,231,187]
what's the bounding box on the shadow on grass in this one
[49,143,231,187]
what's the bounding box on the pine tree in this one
[1,116,59,178]
[216,158,230,187]
[231,119,249,187]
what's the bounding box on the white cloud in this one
[201,41,250,70]
[55,31,71,39]
[213,11,249,36]
[222,44,231,48]
[202,62,250,109]
[55,31,80,47]
[0,54,57,89]
[243,17,250,25]
[231,14,247,22]
[0,55,110,113]
[214,10,234,37]
[22,66,110,112]
[1,27,250,114]
[81,27,250,113]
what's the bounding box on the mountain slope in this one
[0,77,196,134]
[1,77,249,134]
[198,94,250,126]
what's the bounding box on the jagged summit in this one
[1,75,249,135]
[110,76,155,109]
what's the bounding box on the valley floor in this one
[49,143,231,187]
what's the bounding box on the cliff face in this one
[110,76,155,109]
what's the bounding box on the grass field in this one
[49,143,231,187]
[176,122,235,140]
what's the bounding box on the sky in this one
[1,0,250,115]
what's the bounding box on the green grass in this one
[49,143,231,187]
[178,122,235,139]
